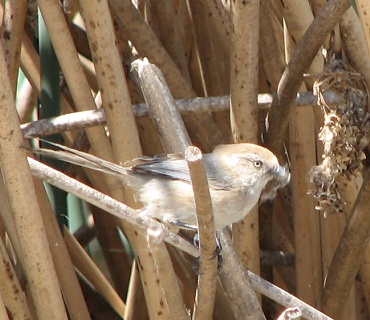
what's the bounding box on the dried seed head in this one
[309,59,370,216]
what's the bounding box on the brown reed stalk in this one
[0,0,28,93]
[7,1,370,319]
[282,0,323,309]
[0,236,31,319]
[263,0,351,156]
[229,0,261,283]
[0,39,67,319]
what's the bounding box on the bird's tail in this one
[32,141,129,178]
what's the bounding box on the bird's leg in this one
[215,232,223,271]
[169,220,198,231]
[192,232,223,273]
[169,220,223,271]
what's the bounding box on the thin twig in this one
[130,58,191,154]
[21,92,340,139]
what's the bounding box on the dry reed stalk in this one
[198,0,230,60]
[87,204,133,300]
[149,0,191,82]
[131,59,191,153]
[0,41,67,319]
[37,0,117,174]
[20,34,42,94]
[282,1,323,307]
[130,58,262,319]
[79,55,99,94]
[79,0,142,162]
[289,105,322,305]
[32,177,91,320]
[0,236,31,319]
[264,0,351,156]
[16,78,37,123]
[124,262,149,319]
[109,0,225,152]
[109,0,194,98]
[355,0,370,57]
[187,0,230,96]
[128,58,190,318]
[282,0,324,81]
[340,7,370,90]
[147,227,190,320]
[20,93,341,138]
[281,0,324,124]
[320,167,370,318]
[63,226,126,316]
[69,22,91,60]
[335,172,370,315]
[65,1,146,303]
[0,177,22,263]
[0,293,9,320]
[20,33,78,135]
[36,0,95,112]
[186,146,218,320]
[0,0,27,93]
[259,2,294,302]
[259,0,285,93]
[229,0,261,281]
[218,229,266,320]
[310,0,327,16]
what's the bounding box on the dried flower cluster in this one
[309,59,370,216]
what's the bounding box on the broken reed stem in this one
[185,146,218,320]
[130,58,191,154]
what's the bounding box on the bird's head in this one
[212,143,290,200]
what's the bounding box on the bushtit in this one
[36,143,290,230]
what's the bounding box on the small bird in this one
[36,143,290,230]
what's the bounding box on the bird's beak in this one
[273,164,290,186]
[260,164,290,203]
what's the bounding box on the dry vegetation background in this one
[0,0,370,319]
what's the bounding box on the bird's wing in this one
[129,155,193,183]
[129,155,232,190]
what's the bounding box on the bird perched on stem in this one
[35,142,290,230]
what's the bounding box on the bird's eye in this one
[254,160,263,168]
